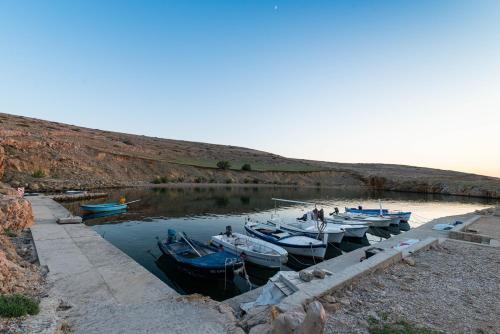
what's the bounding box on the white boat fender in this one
[392,239,420,250]
[432,224,454,231]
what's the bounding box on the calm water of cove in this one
[63,186,494,301]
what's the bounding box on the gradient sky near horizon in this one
[1,1,499,177]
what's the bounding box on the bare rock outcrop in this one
[0,235,41,294]
[0,145,4,180]
[0,195,34,231]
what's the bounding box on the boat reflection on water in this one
[367,227,392,239]
[399,221,411,231]
[155,254,262,301]
[337,236,371,253]
[155,254,240,300]
[384,224,402,235]
[81,208,127,222]
[243,262,282,287]
[367,221,412,239]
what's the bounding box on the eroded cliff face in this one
[0,234,41,294]
[0,181,38,294]
[0,195,34,231]
[0,145,5,181]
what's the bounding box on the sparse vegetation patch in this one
[368,317,439,334]
[3,229,17,237]
[0,294,40,318]
[152,176,169,184]
[32,169,46,178]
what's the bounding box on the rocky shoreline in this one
[322,239,500,333]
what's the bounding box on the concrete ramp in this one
[28,196,239,334]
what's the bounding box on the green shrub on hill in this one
[241,163,252,171]
[216,161,231,170]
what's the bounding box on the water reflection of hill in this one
[62,186,495,226]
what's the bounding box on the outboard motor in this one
[297,213,308,221]
[358,205,363,210]
[167,229,177,243]
[318,209,325,222]
[225,225,233,237]
[334,207,339,214]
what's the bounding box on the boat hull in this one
[244,225,327,259]
[285,228,343,244]
[342,226,369,238]
[210,238,286,268]
[345,208,411,222]
[80,203,127,213]
[330,214,392,227]
[157,242,241,280]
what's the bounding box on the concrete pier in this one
[28,196,239,334]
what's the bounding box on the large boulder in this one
[271,301,326,334]
[0,195,34,231]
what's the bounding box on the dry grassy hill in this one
[0,113,499,198]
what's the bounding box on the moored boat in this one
[327,212,393,227]
[268,217,345,243]
[158,229,243,279]
[244,219,328,259]
[80,199,140,213]
[296,210,368,239]
[345,206,411,222]
[210,226,288,268]
[80,203,127,213]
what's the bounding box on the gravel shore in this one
[322,240,500,334]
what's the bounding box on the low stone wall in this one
[51,192,108,202]
[449,231,492,244]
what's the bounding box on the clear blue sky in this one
[1,0,499,177]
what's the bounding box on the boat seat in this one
[272,232,289,239]
[257,228,275,235]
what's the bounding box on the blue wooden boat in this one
[157,230,243,280]
[80,203,128,213]
[345,207,411,222]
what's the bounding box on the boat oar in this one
[180,232,202,257]
[124,199,141,205]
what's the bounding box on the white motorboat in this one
[297,211,368,239]
[267,217,345,243]
[327,223,368,238]
[328,213,393,227]
[210,227,288,268]
[244,219,328,259]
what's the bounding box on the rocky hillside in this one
[0,113,499,198]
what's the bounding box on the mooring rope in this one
[327,241,343,253]
[287,253,315,267]
[309,243,316,265]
